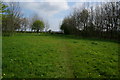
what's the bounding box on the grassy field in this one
[2,33,119,78]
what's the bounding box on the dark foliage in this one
[60,2,120,41]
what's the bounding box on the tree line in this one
[60,2,120,40]
[1,2,49,36]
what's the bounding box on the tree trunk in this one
[37,29,39,33]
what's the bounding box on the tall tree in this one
[80,9,89,31]
[2,2,22,36]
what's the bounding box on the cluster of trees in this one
[60,2,120,40]
[1,2,49,36]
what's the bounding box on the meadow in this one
[2,33,119,78]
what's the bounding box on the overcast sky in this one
[4,0,119,31]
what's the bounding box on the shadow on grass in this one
[4,32,120,44]
[48,34,120,44]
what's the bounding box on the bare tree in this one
[60,1,120,40]
[44,20,49,32]
[2,2,22,35]
[20,17,28,32]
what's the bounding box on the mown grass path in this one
[2,33,119,78]
[57,40,75,78]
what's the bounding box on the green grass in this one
[2,33,119,78]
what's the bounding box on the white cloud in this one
[71,2,85,9]
[71,2,107,10]
[22,1,69,17]
[20,1,69,31]
[3,0,119,2]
